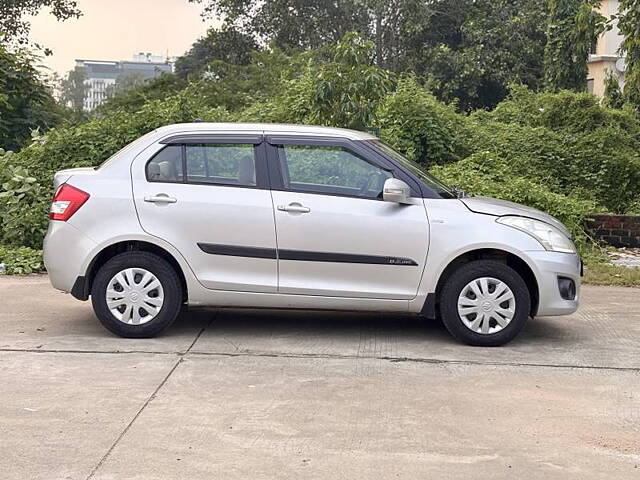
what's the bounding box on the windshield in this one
[368,140,456,199]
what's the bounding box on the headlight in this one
[497,216,576,253]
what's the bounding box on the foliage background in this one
[2,33,639,260]
[2,0,640,277]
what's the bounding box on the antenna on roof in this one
[193,118,204,123]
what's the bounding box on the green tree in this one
[191,0,432,68]
[174,27,258,78]
[58,66,88,115]
[617,0,640,109]
[191,0,368,50]
[404,0,549,111]
[96,73,186,114]
[309,32,393,129]
[267,32,394,130]
[544,0,606,92]
[0,0,81,46]
[603,69,625,108]
[0,45,65,151]
[195,0,551,110]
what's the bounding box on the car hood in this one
[460,196,572,237]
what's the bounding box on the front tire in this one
[91,252,182,338]
[439,260,531,347]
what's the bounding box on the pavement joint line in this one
[181,312,216,355]
[0,348,179,355]
[85,356,184,480]
[2,346,639,373]
[85,319,211,479]
[187,350,640,373]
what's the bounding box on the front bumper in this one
[526,250,581,317]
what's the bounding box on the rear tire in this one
[91,252,182,338]
[439,260,530,347]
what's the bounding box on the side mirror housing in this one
[383,178,412,204]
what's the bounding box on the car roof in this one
[154,123,378,141]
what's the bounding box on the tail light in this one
[50,184,90,221]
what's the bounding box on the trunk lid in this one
[53,167,97,190]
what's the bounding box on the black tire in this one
[91,251,182,338]
[439,260,531,347]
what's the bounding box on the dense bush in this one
[0,245,44,275]
[461,87,640,214]
[487,85,640,136]
[377,77,470,166]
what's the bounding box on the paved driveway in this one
[1,276,639,479]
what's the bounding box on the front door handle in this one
[144,194,177,204]
[277,203,310,213]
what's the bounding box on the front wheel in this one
[91,252,183,338]
[439,260,531,347]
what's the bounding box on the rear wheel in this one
[91,252,182,338]
[439,260,530,347]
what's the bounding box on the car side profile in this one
[43,123,581,346]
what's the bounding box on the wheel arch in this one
[74,240,189,302]
[428,248,539,318]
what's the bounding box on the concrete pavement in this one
[1,275,639,479]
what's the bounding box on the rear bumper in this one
[43,221,97,294]
[526,251,581,317]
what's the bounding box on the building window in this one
[587,78,595,94]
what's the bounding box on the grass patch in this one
[583,261,640,287]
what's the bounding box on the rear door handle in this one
[277,203,310,213]
[144,194,177,204]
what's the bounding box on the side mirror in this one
[383,178,412,204]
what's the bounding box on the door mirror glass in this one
[383,178,412,204]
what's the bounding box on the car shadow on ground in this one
[176,307,574,350]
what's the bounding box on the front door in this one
[268,138,430,300]
[133,136,278,293]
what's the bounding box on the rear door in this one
[267,136,430,300]
[133,134,278,293]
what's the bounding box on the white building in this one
[587,0,626,98]
[76,53,173,111]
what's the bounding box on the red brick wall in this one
[587,214,640,248]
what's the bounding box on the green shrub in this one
[465,87,640,214]
[486,85,640,137]
[0,163,47,248]
[0,245,44,275]
[377,77,470,166]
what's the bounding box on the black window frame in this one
[265,135,422,201]
[145,144,185,185]
[146,134,270,190]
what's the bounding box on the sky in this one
[29,0,221,76]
